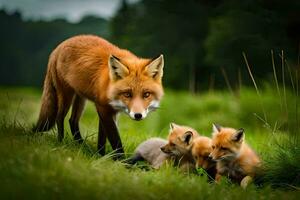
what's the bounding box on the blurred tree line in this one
[110,0,300,92]
[0,10,108,86]
[0,0,299,92]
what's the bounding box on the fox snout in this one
[133,113,142,120]
[129,111,145,121]
[209,151,230,161]
[160,145,173,154]
[196,160,208,170]
[129,100,160,121]
[109,98,149,121]
[195,157,214,170]
[160,146,168,153]
[209,152,218,161]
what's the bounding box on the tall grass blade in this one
[220,66,234,96]
[271,50,282,110]
[296,70,299,131]
[242,52,267,123]
[280,51,289,127]
[238,68,242,96]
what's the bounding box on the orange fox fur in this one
[34,35,164,157]
[210,124,260,187]
[192,136,217,179]
[161,123,199,171]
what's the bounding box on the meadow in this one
[0,86,299,199]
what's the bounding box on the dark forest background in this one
[0,0,299,92]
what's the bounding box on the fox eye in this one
[170,142,175,147]
[143,92,151,98]
[212,145,215,149]
[221,147,228,151]
[123,92,132,98]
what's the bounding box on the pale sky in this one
[0,0,139,22]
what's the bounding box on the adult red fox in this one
[34,35,164,157]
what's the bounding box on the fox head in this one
[192,136,215,170]
[160,123,199,156]
[209,124,245,161]
[107,54,164,120]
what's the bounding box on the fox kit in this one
[34,35,164,157]
[160,123,199,171]
[210,124,260,188]
[192,136,216,179]
[126,137,171,169]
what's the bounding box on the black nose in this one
[134,113,142,120]
[209,154,213,159]
[208,156,214,162]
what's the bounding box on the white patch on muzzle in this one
[129,100,160,120]
[147,100,160,112]
[110,99,160,120]
[129,111,144,120]
[109,100,128,113]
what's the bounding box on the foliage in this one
[258,135,300,189]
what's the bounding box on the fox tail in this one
[33,58,57,132]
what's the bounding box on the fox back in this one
[129,137,170,169]
[54,35,164,120]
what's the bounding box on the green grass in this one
[0,86,299,199]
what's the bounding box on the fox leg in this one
[125,153,144,165]
[215,173,222,183]
[56,91,73,142]
[104,113,124,159]
[69,95,86,143]
[240,176,253,189]
[97,105,124,158]
[96,105,108,156]
[97,117,107,156]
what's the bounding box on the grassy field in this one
[0,86,299,199]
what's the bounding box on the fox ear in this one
[145,54,164,80]
[169,122,178,131]
[232,128,244,142]
[182,131,193,145]
[212,123,222,133]
[108,55,129,81]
